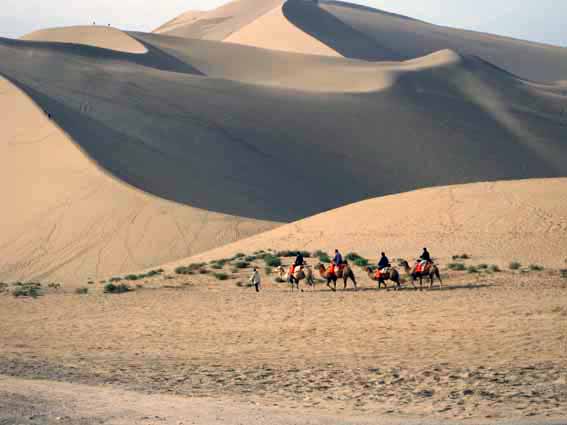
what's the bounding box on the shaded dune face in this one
[0,35,566,225]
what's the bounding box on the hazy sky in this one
[2,0,566,47]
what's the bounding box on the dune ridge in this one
[21,26,148,54]
[179,179,567,270]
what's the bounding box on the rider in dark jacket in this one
[294,252,305,267]
[420,248,431,263]
[333,249,343,266]
[378,252,390,270]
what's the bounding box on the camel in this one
[366,266,405,290]
[316,262,357,291]
[275,264,314,291]
[400,260,442,290]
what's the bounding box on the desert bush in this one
[448,263,466,271]
[314,250,331,263]
[47,282,61,289]
[211,263,223,270]
[253,250,266,255]
[199,268,210,274]
[75,287,89,295]
[109,276,123,282]
[104,283,131,294]
[529,264,544,271]
[452,254,470,260]
[477,264,488,270]
[489,265,501,273]
[509,261,522,270]
[233,253,245,259]
[467,266,479,274]
[245,256,256,262]
[346,252,363,261]
[263,255,281,267]
[354,257,369,267]
[234,261,250,269]
[560,269,567,279]
[214,272,229,281]
[124,274,141,281]
[175,263,206,275]
[12,284,41,298]
[276,250,311,258]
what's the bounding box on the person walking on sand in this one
[249,267,261,292]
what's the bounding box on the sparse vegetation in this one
[452,254,470,260]
[0,282,8,293]
[175,263,206,275]
[234,261,250,269]
[448,263,466,271]
[233,253,245,259]
[560,269,567,279]
[12,283,42,298]
[263,254,281,267]
[529,264,544,271]
[199,268,210,274]
[213,272,229,281]
[314,250,331,263]
[477,264,488,270]
[245,256,256,262]
[47,282,62,289]
[109,276,123,283]
[489,265,501,273]
[75,287,89,295]
[211,263,223,270]
[509,261,522,270]
[353,257,369,267]
[276,250,311,258]
[467,265,479,274]
[104,283,131,294]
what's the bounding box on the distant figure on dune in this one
[249,267,261,292]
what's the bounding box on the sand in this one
[1,25,566,283]
[21,26,148,54]
[1,269,565,421]
[177,179,567,271]
[0,76,275,285]
[159,0,567,82]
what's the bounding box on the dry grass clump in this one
[104,283,132,294]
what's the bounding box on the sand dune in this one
[21,26,148,54]
[182,179,567,269]
[0,2,566,283]
[160,0,567,82]
[0,76,275,285]
[153,11,206,35]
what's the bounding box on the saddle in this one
[375,267,391,279]
[414,262,432,274]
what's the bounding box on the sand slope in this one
[183,179,567,269]
[21,26,147,54]
[159,0,567,82]
[0,76,275,285]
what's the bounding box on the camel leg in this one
[436,270,443,288]
[352,274,357,291]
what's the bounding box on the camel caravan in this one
[275,248,442,292]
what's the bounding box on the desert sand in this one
[1,0,567,422]
[182,179,567,270]
[1,22,567,283]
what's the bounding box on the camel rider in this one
[294,252,305,267]
[328,260,337,276]
[420,248,431,263]
[333,249,343,266]
[378,252,390,270]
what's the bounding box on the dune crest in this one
[22,26,148,54]
[225,3,341,57]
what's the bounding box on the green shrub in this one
[109,276,123,282]
[263,255,281,267]
[76,287,89,295]
[529,264,544,271]
[124,274,140,281]
[233,253,245,259]
[448,263,466,271]
[467,266,479,274]
[214,273,229,281]
[314,250,331,263]
[452,254,470,260]
[234,261,250,269]
[354,258,369,267]
[509,261,522,270]
[477,264,488,270]
[12,284,41,298]
[245,256,256,262]
[560,269,567,279]
[175,263,206,275]
[489,265,501,273]
[211,263,223,270]
[47,282,61,289]
[346,252,363,261]
[104,283,131,294]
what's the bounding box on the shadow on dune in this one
[0,36,204,76]
[282,0,403,61]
